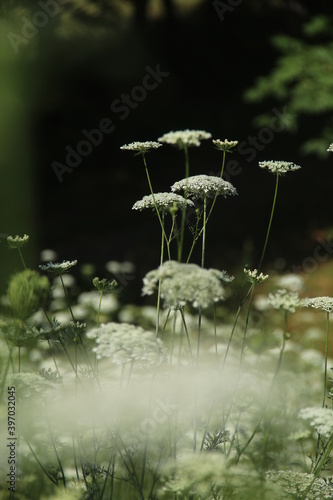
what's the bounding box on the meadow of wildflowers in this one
[0,130,333,499]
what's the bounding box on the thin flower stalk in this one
[177,144,190,262]
[257,171,279,272]
[141,153,171,260]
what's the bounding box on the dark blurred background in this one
[1,0,333,298]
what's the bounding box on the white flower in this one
[244,268,268,284]
[259,160,301,175]
[299,407,333,438]
[327,143,333,152]
[120,141,162,153]
[142,260,233,310]
[266,470,333,499]
[302,296,333,313]
[7,234,29,249]
[157,129,212,148]
[212,139,238,152]
[86,322,167,367]
[39,260,77,275]
[132,192,195,213]
[267,289,300,313]
[171,175,237,200]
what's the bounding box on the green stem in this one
[97,291,103,328]
[178,145,190,262]
[156,213,165,337]
[258,172,279,272]
[17,247,26,269]
[179,308,193,361]
[59,274,75,322]
[239,284,255,365]
[322,312,329,408]
[142,153,171,260]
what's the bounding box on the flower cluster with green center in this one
[157,129,211,148]
[259,161,301,175]
[244,268,269,284]
[142,260,233,310]
[39,260,77,275]
[171,175,237,200]
[212,139,238,152]
[132,192,195,213]
[7,234,29,249]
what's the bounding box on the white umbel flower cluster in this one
[212,139,238,152]
[299,407,333,438]
[120,141,162,153]
[267,289,300,313]
[327,144,333,152]
[142,260,233,310]
[158,129,211,148]
[259,160,301,175]
[39,260,77,275]
[171,175,237,200]
[302,296,333,313]
[86,322,167,367]
[244,268,269,284]
[132,193,195,213]
[266,470,333,499]
[7,234,29,249]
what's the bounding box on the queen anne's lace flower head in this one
[299,407,333,438]
[7,234,29,249]
[132,193,195,213]
[267,289,300,313]
[171,175,237,200]
[212,139,238,152]
[302,296,333,313]
[244,268,268,284]
[120,141,162,153]
[266,470,333,500]
[39,260,77,275]
[259,160,301,175]
[157,129,212,148]
[86,322,167,367]
[142,260,233,310]
[327,143,333,152]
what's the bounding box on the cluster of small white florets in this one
[259,160,301,175]
[212,139,238,152]
[158,129,212,148]
[120,141,162,153]
[302,296,333,313]
[266,470,333,499]
[171,175,237,200]
[132,193,195,213]
[142,260,233,310]
[39,260,78,275]
[244,268,269,284]
[299,407,333,438]
[86,322,167,367]
[267,289,301,313]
